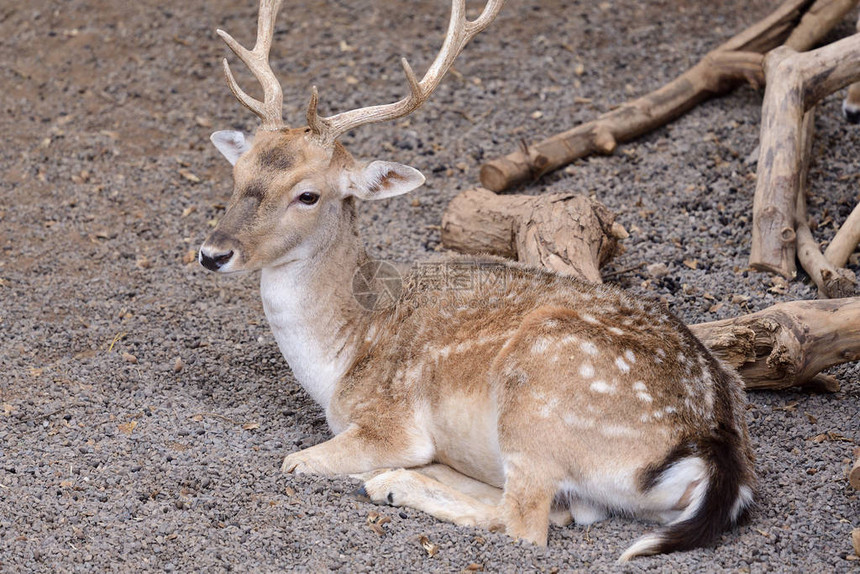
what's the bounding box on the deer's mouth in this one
[199,247,236,272]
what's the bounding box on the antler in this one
[218,0,285,131]
[307,0,505,145]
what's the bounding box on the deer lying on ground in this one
[198,0,755,561]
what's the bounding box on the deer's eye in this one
[298,192,320,205]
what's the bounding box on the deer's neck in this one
[259,216,370,417]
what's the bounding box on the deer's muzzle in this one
[199,230,242,272]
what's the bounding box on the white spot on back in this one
[615,356,631,373]
[582,314,599,324]
[580,341,599,356]
[600,424,637,438]
[579,362,595,379]
[608,327,624,335]
[538,397,559,418]
[531,337,550,354]
[559,334,579,346]
[589,380,615,394]
[562,412,595,428]
[624,349,636,363]
[632,381,647,391]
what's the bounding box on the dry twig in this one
[793,111,856,297]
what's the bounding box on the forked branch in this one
[307,0,505,145]
[218,0,286,130]
[749,33,860,276]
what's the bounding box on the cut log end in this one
[819,268,857,299]
[479,160,524,193]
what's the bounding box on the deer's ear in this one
[346,161,425,201]
[211,130,254,165]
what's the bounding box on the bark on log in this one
[440,187,626,282]
[850,447,860,490]
[824,202,860,268]
[479,0,858,192]
[750,33,860,277]
[689,298,860,390]
[794,110,856,297]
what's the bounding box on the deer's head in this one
[199,0,503,273]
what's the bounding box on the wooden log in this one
[479,0,858,192]
[850,447,860,490]
[689,298,860,390]
[440,187,626,282]
[750,33,860,277]
[824,202,860,268]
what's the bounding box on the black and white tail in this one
[618,425,755,562]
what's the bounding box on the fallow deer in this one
[198,0,756,561]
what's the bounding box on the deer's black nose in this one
[199,249,234,271]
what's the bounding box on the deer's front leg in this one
[358,465,505,531]
[281,424,432,476]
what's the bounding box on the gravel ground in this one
[2,0,859,571]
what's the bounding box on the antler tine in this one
[308,0,505,145]
[218,0,286,131]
